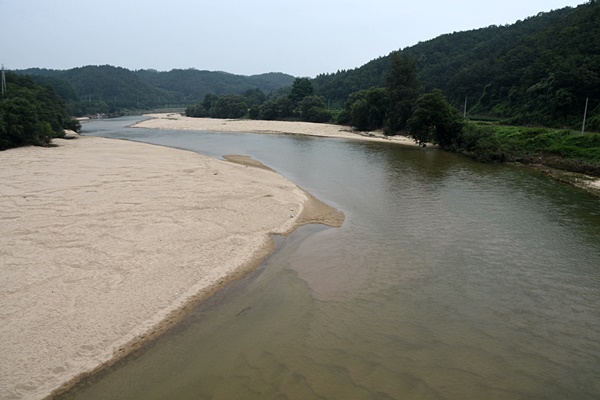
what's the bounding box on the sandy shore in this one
[136,113,421,146]
[0,135,343,400]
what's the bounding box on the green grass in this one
[491,125,600,162]
[454,123,600,176]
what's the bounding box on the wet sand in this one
[0,134,343,400]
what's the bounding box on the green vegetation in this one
[335,53,421,132]
[10,2,600,178]
[186,94,250,119]
[1,72,80,150]
[186,78,334,123]
[312,1,600,130]
[15,66,295,117]
[307,1,600,177]
[451,124,600,175]
[408,90,464,147]
[386,52,420,132]
[338,88,388,130]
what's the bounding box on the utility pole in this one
[581,97,589,134]
[1,64,6,96]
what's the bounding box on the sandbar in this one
[0,134,343,399]
[138,114,600,196]
[136,113,420,146]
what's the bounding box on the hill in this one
[313,1,599,129]
[134,69,294,103]
[14,66,295,116]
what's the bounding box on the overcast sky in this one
[0,0,586,77]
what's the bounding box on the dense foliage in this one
[186,78,334,123]
[136,69,294,105]
[337,88,389,130]
[408,90,464,147]
[14,66,295,117]
[186,93,250,119]
[450,124,600,175]
[336,53,425,134]
[9,2,599,177]
[386,53,420,131]
[0,73,79,150]
[313,1,600,130]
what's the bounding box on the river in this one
[60,117,600,399]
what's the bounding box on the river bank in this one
[135,113,420,146]
[58,117,600,400]
[0,134,343,400]
[136,114,600,197]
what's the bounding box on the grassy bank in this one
[451,123,600,177]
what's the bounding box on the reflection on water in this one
[63,118,600,399]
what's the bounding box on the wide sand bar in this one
[137,113,420,145]
[0,134,342,399]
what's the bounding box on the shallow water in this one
[62,117,600,399]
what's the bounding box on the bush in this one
[305,107,332,123]
[454,124,513,162]
[452,122,600,175]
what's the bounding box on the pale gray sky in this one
[0,0,586,77]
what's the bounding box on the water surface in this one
[63,117,600,399]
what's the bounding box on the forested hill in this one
[14,66,295,116]
[313,1,599,128]
[134,69,295,103]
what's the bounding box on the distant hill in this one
[313,1,599,128]
[134,69,295,103]
[14,66,295,116]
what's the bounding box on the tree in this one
[299,95,326,121]
[202,93,219,111]
[407,89,463,147]
[386,52,421,133]
[208,95,248,119]
[1,73,76,150]
[341,88,388,130]
[313,3,600,129]
[305,106,332,123]
[248,106,260,119]
[185,103,208,117]
[242,88,267,108]
[0,97,53,149]
[289,78,314,105]
[275,96,294,118]
[258,100,278,120]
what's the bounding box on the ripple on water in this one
[62,119,600,400]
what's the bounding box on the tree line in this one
[186,47,599,177]
[312,1,600,131]
[0,72,80,150]
[186,52,465,149]
[13,66,296,117]
[186,78,334,123]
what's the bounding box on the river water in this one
[62,117,600,399]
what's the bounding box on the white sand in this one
[136,113,421,146]
[0,135,342,399]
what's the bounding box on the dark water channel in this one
[63,117,600,399]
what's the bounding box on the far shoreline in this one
[134,113,600,197]
[134,113,424,147]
